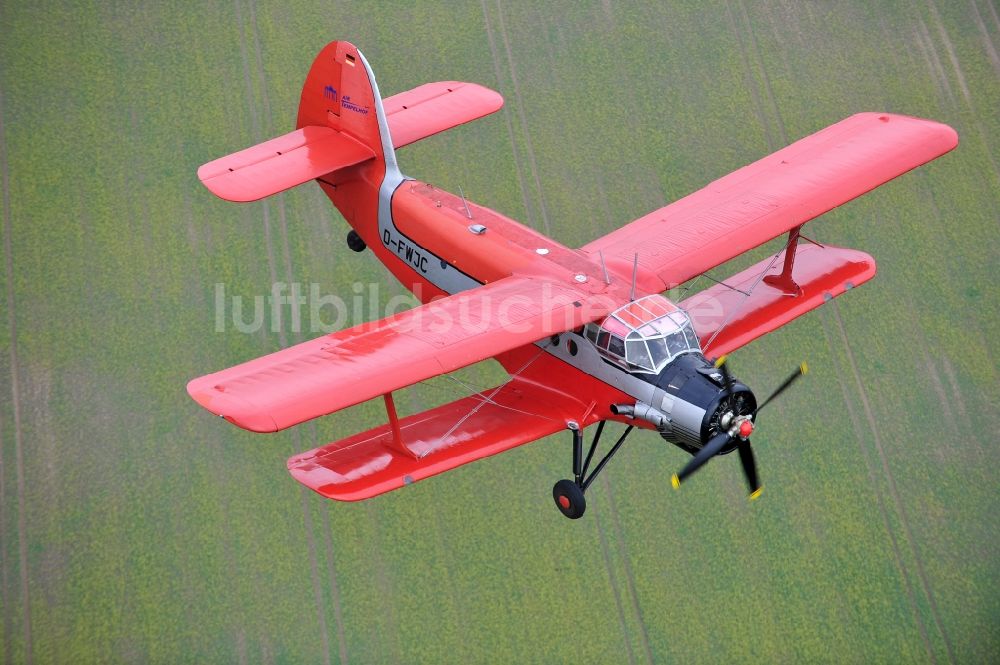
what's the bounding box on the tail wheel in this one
[552,479,586,519]
[347,230,366,252]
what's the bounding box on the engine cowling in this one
[613,353,757,455]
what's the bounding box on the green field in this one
[2,1,998,663]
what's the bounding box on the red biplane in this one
[188,40,957,518]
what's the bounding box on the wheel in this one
[552,479,586,519]
[346,230,366,252]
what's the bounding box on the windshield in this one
[588,296,702,373]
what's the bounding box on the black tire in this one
[347,230,366,252]
[552,479,586,519]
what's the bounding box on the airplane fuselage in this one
[319,162,756,455]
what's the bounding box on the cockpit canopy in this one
[584,295,702,374]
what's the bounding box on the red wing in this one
[288,377,586,501]
[197,126,374,202]
[187,275,614,433]
[681,243,877,358]
[582,113,957,289]
[383,81,504,149]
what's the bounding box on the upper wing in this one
[187,274,614,433]
[581,113,957,289]
[383,81,504,149]
[197,126,375,202]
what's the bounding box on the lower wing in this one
[681,243,877,358]
[288,376,586,501]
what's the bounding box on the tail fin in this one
[198,41,394,203]
[197,40,504,203]
[296,40,397,169]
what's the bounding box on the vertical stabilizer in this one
[296,41,397,172]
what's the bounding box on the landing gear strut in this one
[552,421,634,519]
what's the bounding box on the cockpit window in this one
[608,335,626,358]
[585,295,701,374]
[626,339,653,370]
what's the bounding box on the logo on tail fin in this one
[323,85,338,103]
[341,95,369,115]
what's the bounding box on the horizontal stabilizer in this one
[198,126,375,202]
[288,378,580,501]
[681,243,877,357]
[383,81,504,149]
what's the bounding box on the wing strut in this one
[762,226,803,295]
[383,392,415,458]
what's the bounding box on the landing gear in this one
[552,479,586,519]
[347,229,366,252]
[551,421,635,519]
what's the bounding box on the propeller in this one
[671,356,808,500]
[755,361,809,416]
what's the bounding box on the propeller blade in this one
[672,431,731,488]
[736,439,762,499]
[715,355,735,394]
[754,362,808,415]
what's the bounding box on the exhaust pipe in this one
[611,401,671,431]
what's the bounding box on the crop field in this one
[1,0,998,663]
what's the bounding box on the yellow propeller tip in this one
[800,361,809,375]
[714,355,728,368]
[671,474,680,490]
[749,487,764,501]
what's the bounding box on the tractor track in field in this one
[492,1,553,238]
[819,312,936,662]
[587,161,653,662]
[828,306,955,663]
[566,73,654,656]
[234,2,339,662]
[246,0,349,658]
[915,17,957,105]
[0,404,9,665]
[480,1,538,232]
[923,354,960,452]
[730,0,789,146]
[724,4,771,147]
[730,6,953,659]
[940,359,968,420]
[913,3,1000,190]
[926,0,1000,189]
[593,507,638,665]
[365,503,403,665]
[600,475,655,665]
[319,502,349,665]
[0,85,32,665]
[986,0,1000,38]
[926,2,971,104]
